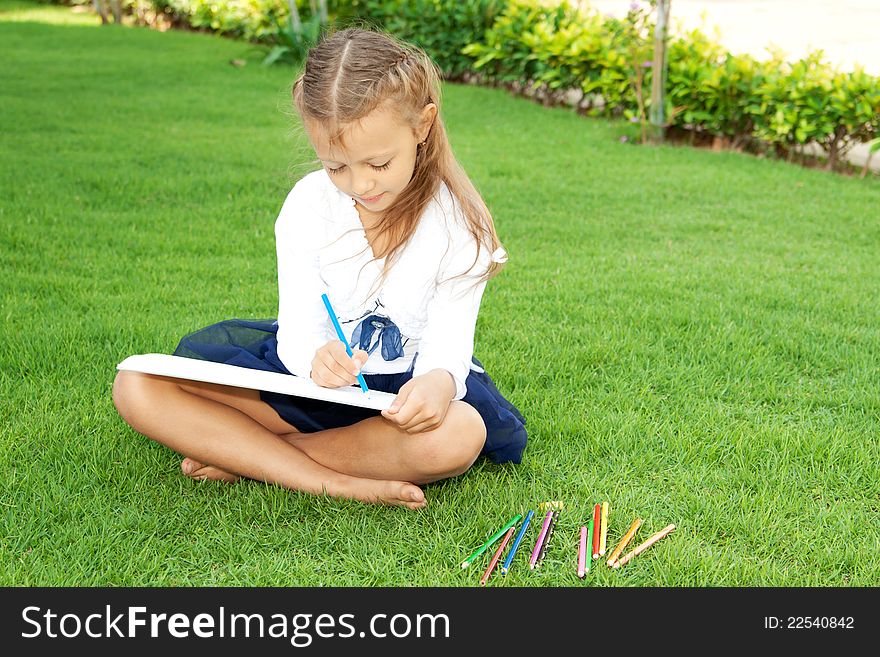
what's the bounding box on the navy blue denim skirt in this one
[173,319,527,464]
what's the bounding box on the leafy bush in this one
[353,0,503,79]
[262,9,324,66]
[666,28,758,141]
[463,1,657,127]
[165,0,289,41]
[58,0,879,170]
[461,0,880,166]
[742,52,880,165]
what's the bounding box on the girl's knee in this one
[412,402,486,482]
[111,370,167,425]
[112,370,137,417]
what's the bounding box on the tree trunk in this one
[649,0,671,143]
[93,0,109,25]
[826,132,841,170]
[111,0,122,24]
[860,150,874,178]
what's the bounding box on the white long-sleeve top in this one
[274,169,504,400]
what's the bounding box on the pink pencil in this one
[577,526,588,578]
[480,526,516,586]
[529,511,553,569]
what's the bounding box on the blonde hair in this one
[292,27,504,283]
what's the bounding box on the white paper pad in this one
[116,354,395,411]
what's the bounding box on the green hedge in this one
[461,0,879,165]
[165,0,289,41]
[354,0,502,79]
[58,0,880,167]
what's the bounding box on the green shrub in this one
[165,0,289,41]
[666,28,759,141]
[818,66,880,167]
[354,0,503,79]
[462,0,880,166]
[262,9,324,66]
[463,1,652,122]
[744,52,880,164]
[461,0,557,85]
[463,2,623,110]
[56,0,880,169]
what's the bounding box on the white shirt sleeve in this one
[411,217,492,401]
[274,177,334,379]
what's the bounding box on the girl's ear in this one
[418,103,438,142]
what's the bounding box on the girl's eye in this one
[326,161,389,174]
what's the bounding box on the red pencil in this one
[480,526,516,586]
[591,503,601,559]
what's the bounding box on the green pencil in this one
[586,518,594,573]
[460,514,523,568]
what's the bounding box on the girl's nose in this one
[351,173,375,197]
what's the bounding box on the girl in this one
[112,28,527,510]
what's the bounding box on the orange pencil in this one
[591,503,601,559]
[607,517,642,567]
[480,526,516,585]
[613,523,676,569]
[599,501,609,556]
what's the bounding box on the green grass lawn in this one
[2,1,879,587]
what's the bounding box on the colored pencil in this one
[460,513,523,568]
[591,503,601,559]
[501,509,534,575]
[480,526,516,586]
[599,501,609,556]
[613,523,676,569]
[535,510,558,568]
[529,511,554,569]
[577,526,588,578]
[321,293,369,394]
[586,518,594,573]
[606,517,642,567]
[538,500,564,513]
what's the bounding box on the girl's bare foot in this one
[374,480,427,510]
[302,476,427,510]
[180,458,426,510]
[181,457,240,483]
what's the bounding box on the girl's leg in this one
[281,403,487,485]
[181,401,487,486]
[155,373,487,485]
[111,371,426,509]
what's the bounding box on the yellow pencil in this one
[612,523,676,569]
[599,501,609,556]
[606,517,642,567]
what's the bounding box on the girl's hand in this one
[311,341,369,388]
[381,369,456,433]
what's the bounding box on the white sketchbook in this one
[116,354,395,411]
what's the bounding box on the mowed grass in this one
[2,2,879,587]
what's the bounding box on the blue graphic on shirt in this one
[349,315,405,361]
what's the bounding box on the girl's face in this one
[305,103,436,218]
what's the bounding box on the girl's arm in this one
[274,179,334,379]
[411,224,491,400]
[381,223,492,433]
[412,265,487,401]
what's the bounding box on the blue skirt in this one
[173,319,527,464]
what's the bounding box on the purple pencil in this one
[529,511,553,569]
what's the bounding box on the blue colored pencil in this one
[500,509,534,575]
[321,293,369,394]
